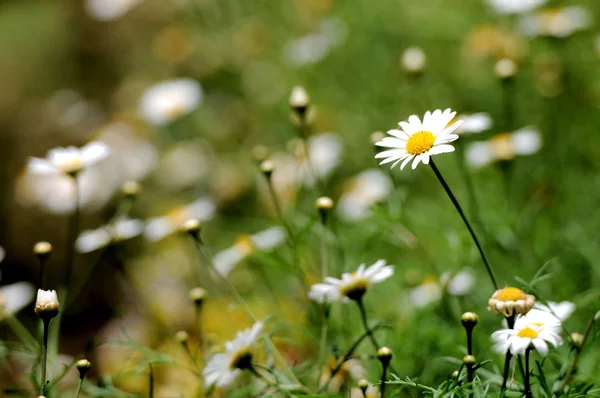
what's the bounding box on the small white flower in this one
[520,7,591,38]
[85,0,143,21]
[204,322,263,388]
[534,301,575,322]
[466,127,542,168]
[213,227,286,276]
[337,169,393,222]
[285,18,347,66]
[492,313,562,356]
[28,141,110,176]
[0,282,35,320]
[297,133,344,186]
[139,79,203,126]
[375,109,463,170]
[487,0,547,15]
[457,113,492,134]
[76,218,144,253]
[401,47,427,73]
[408,270,475,308]
[144,198,216,241]
[309,260,394,302]
[34,289,60,318]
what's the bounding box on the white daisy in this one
[308,260,394,302]
[337,169,393,222]
[375,109,463,170]
[487,0,547,15]
[0,282,35,320]
[84,0,143,21]
[465,127,542,168]
[457,113,492,135]
[488,286,536,317]
[76,218,144,253]
[144,198,216,242]
[520,7,591,38]
[204,322,263,388]
[522,301,575,333]
[27,141,110,176]
[139,79,203,126]
[408,270,475,308]
[212,227,286,276]
[492,313,562,356]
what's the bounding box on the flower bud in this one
[461,312,479,328]
[401,47,427,74]
[121,180,142,198]
[316,197,334,223]
[463,355,476,365]
[189,287,207,306]
[289,86,310,115]
[260,160,274,178]
[495,58,517,80]
[570,332,584,348]
[175,330,189,345]
[34,289,59,320]
[451,370,459,378]
[76,359,91,379]
[34,242,53,258]
[376,346,393,368]
[357,378,369,395]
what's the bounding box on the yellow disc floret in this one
[495,287,527,302]
[406,131,436,155]
[517,327,539,339]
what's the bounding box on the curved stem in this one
[429,160,498,290]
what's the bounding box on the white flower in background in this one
[76,218,144,253]
[285,18,348,66]
[351,384,379,398]
[28,141,110,176]
[457,113,493,134]
[375,109,463,170]
[408,270,475,308]
[309,260,393,302]
[520,7,591,38]
[524,301,575,333]
[139,79,203,126]
[145,198,216,241]
[487,0,547,15]
[320,358,365,394]
[492,313,562,356]
[337,169,393,222]
[297,133,343,185]
[204,322,263,388]
[155,141,210,190]
[465,127,542,168]
[0,282,35,320]
[85,0,143,21]
[213,227,286,276]
[401,47,427,74]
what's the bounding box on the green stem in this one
[40,318,50,396]
[317,308,329,385]
[524,347,532,398]
[501,315,515,393]
[75,378,83,398]
[149,363,154,398]
[429,160,498,290]
[5,316,38,351]
[380,362,389,398]
[356,298,381,351]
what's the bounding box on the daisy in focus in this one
[139,78,203,126]
[520,7,591,38]
[492,312,562,356]
[308,260,394,302]
[76,217,145,253]
[375,109,463,170]
[488,286,536,317]
[27,141,110,176]
[465,127,542,168]
[144,198,216,241]
[203,322,263,388]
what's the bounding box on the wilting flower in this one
[0,282,35,320]
[520,7,591,38]
[492,313,562,356]
[408,270,475,308]
[144,198,216,241]
[84,0,143,21]
[375,109,463,170]
[486,0,547,15]
[28,141,110,176]
[309,260,394,302]
[465,127,542,168]
[204,322,263,388]
[457,113,493,135]
[139,79,203,125]
[488,286,536,317]
[212,227,286,276]
[76,218,144,253]
[337,169,393,222]
[319,358,364,394]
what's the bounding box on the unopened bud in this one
[189,287,207,306]
[175,330,189,345]
[289,86,310,114]
[34,289,59,320]
[463,355,476,365]
[76,359,91,379]
[451,370,459,378]
[495,58,517,79]
[121,180,141,198]
[34,242,53,259]
[357,378,369,395]
[461,312,479,328]
[401,47,427,74]
[260,160,274,178]
[376,346,393,368]
[570,332,584,348]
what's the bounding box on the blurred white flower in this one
[375,109,463,170]
[520,7,591,38]
[139,79,203,125]
[465,127,542,168]
[401,47,427,73]
[320,358,365,394]
[309,260,393,302]
[487,0,547,15]
[337,169,393,222]
[408,270,475,308]
[285,18,348,66]
[494,58,517,79]
[155,142,210,190]
[522,301,575,333]
[144,198,216,241]
[76,218,144,253]
[204,322,263,388]
[213,227,286,276]
[0,282,35,320]
[28,141,110,176]
[492,312,562,356]
[85,0,143,21]
[351,384,379,398]
[457,113,493,135]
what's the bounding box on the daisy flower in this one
[408,270,475,308]
[337,169,393,222]
[139,79,203,126]
[204,322,263,388]
[520,7,591,38]
[465,127,541,168]
[144,198,216,242]
[27,141,110,176]
[456,113,492,135]
[486,0,547,15]
[0,282,35,321]
[319,358,365,394]
[212,227,286,276]
[492,314,562,356]
[308,260,394,302]
[84,0,143,21]
[488,286,536,317]
[375,109,463,170]
[76,217,144,253]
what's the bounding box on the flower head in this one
[34,289,60,319]
[457,113,493,135]
[139,79,202,126]
[0,282,35,321]
[337,169,393,222]
[375,109,463,170]
[466,127,542,168]
[144,198,216,242]
[85,0,143,21]
[76,218,144,253]
[28,141,110,176]
[488,286,535,317]
[520,7,591,38]
[309,260,393,302]
[408,270,475,308]
[492,313,562,356]
[486,0,547,15]
[203,322,263,388]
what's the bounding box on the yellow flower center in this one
[57,157,83,174]
[490,133,513,160]
[495,287,527,302]
[406,131,436,155]
[234,235,255,255]
[339,278,370,301]
[167,207,189,227]
[517,327,539,339]
[229,349,253,370]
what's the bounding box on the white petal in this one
[386,129,410,140]
[144,217,174,241]
[0,282,35,315]
[532,338,549,356]
[76,228,112,253]
[411,155,422,169]
[81,141,111,166]
[114,218,144,240]
[27,158,57,175]
[213,248,246,276]
[400,155,414,170]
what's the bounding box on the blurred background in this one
[1,0,600,395]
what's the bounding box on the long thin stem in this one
[149,363,154,398]
[195,303,204,361]
[320,222,328,280]
[380,361,389,398]
[40,319,50,396]
[75,378,83,398]
[317,308,329,385]
[65,173,80,288]
[429,160,498,290]
[356,298,381,351]
[501,315,515,393]
[524,348,532,398]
